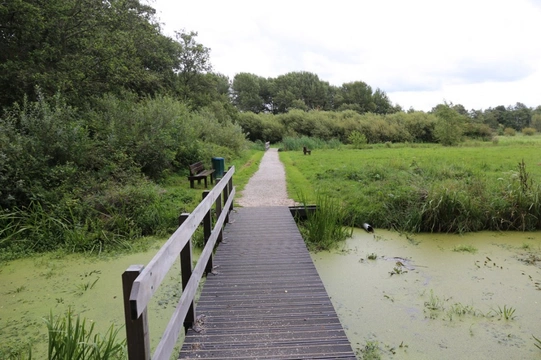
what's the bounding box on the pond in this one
[1,230,540,359]
[312,229,541,359]
[0,239,198,358]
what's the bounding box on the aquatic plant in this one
[533,335,541,350]
[298,192,353,251]
[367,253,378,260]
[424,290,444,311]
[491,305,517,320]
[358,341,381,360]
[452,244,478,253]
[45,308,125,359]
[74,278,99,295]
[389,266,407,276]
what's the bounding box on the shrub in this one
[348,131,367,149]
[433,104,466,146]
[504,127,516,136]
[522,127,536,136]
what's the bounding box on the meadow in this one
[280,136,541,234]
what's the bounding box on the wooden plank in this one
[179,207,354,359]
[129,167,235,318]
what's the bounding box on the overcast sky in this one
[151,0,541,111]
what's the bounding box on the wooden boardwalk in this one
[179,206,356,359]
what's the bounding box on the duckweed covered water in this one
[0,239,200,358]
[312,229,541,359]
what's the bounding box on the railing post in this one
[215,179,223,243]
[223,172,230,224]
[227,166,234,213]
[122,265,150,360]
[202,190,213,274]
[179,213,195,333]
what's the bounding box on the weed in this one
[446,302,482,321]
[74,277,99,295]
[45,308,125,359]
[491,305,516,320]
[424,290,444,311]
[452,244,478,253]
[7,286,26,295]
[359,341,381,360]
[297,191,352,251]
[389,266,407,276]
[367,253,378,260]
[533,335,541,350]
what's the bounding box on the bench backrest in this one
[189,162,205,175]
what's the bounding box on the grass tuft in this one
[45,308,125,359]
[298,191,352,251]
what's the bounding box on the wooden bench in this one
[303,146,311,155]
[188,161,215,188]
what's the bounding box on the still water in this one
[312,229,541,359]
[0,239,197,358]
[1,231,540,359]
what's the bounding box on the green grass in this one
[280,141,541,233]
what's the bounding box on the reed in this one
[45,308,125,359]
[298,191,352,251]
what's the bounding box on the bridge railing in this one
[122,166,235,360]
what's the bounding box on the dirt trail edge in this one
[236,148,296,207]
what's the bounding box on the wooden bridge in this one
[122,167,356,359]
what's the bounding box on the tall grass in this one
[280,136,342,151]
[281,146,541,234]
[298,192,352,250]
[45,308,125,360]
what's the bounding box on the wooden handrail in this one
[122,166,235,360]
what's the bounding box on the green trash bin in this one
[211,157,225,179]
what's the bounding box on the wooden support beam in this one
[179,213,195,333]
[202,190,213,274]
[122,265,150,360]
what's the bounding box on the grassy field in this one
[280,136,541,233]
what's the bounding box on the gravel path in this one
[237,148,296,207]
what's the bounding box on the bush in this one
[504,127,516,136]
[522,127,536,136]
[433,104,466,146]
[348,131,367,149]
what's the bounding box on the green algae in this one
[312,229,541,359]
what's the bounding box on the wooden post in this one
[215,179,223,243]
[179,213,195,333]
[223,172,230,224]
[122,265,150,360]
[228,166,234,213]
[202,190,213,274]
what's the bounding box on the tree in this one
[173,29,212,103]
[335,81,376,114]
[271,72,332,113]
[433,103,466,146]
[372,88,395,115]
[0,0,180,109]
[231,73,266,113]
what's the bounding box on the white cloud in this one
[151,0,541,111]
